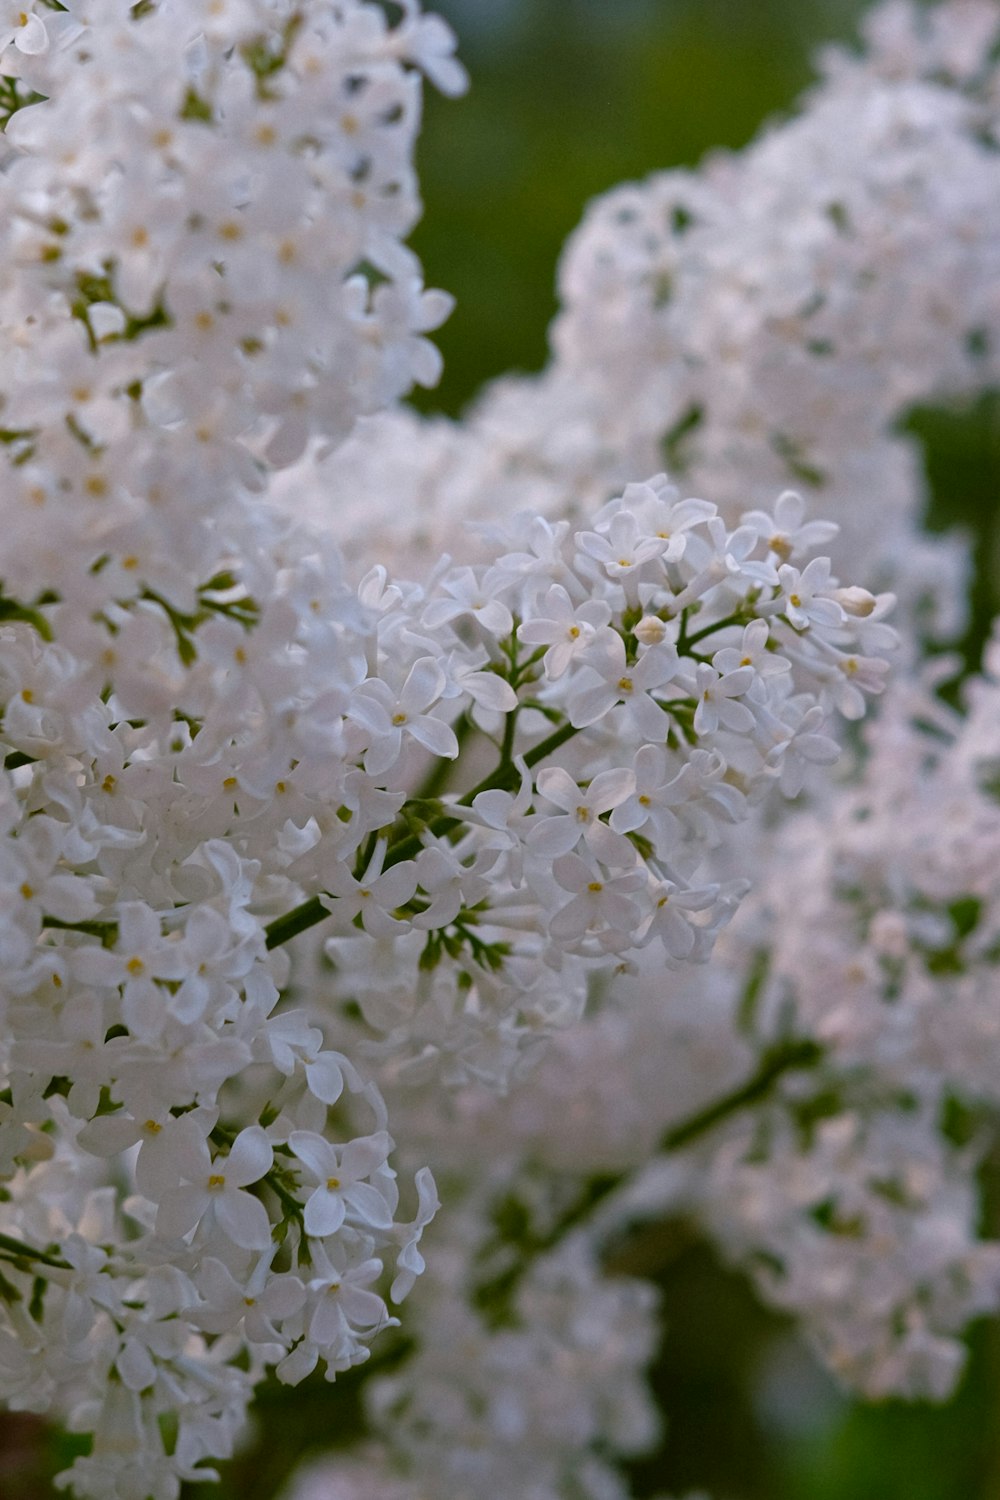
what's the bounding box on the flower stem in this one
[0,1231,71,1271]
[264,717,581,951]
[473,1034,823,1323]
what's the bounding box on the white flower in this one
[691,662,757,735]
[517,584,613,679]
[302,1252,397,1366]
[319,840,418,938]
[412,842,496,930]
[576,509,666,604]
[0,2,48,53]
[422,565,514,638]
[742,490,839,562]
[712,618,790,679]
[527,765,636,866]
[567,633,679,736]
[390,1166,439,1302]
[640,877,720,960]
[776,558,846,631]
[548,854,645,947]
[611,744,745,846]
[348,657,459,774]
[70,903,189,1042]
[186,1255,306,1344]
[156,1125,273,1250]
[289,1130,395,1238]
[760,702,841,795]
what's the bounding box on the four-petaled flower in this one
[157,1125,274,1250]
[289,1129,395,1238]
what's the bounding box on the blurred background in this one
[410,0,1000,674]
[5,2,1000,1496]
[413,0,873,418]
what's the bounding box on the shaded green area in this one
[413,0,869,417]
[623,1237,1000,1500]
[908,391,1000,672]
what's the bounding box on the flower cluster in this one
[301,0,999,646]
[0,443,890,1491]
[346,641,1000,1489]
[1,1,998,1497]
[310,479,894,1089]
[0,0,463,624]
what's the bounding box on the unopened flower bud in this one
[634,614,668,646]
[830,586,878,617]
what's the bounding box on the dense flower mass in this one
[0,1,998,1498]
[304,0,1000,639]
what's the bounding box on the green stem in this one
[40,916,119,943]
[659,1036,822,1151]
[4,750,35,769]
[499,704,518,768]
[474,1034,823,1321]
[683,610,749,650]
[264,718,580,952]
[0,1231,71,1271]
[579,1037,822,1231]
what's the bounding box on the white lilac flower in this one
[691,662,757,736]
[548,854,646,947]
[348,657,459,774]
[516,583,613,679]
[567,632,680,736]
[4,0,993,1490]
[527,765,637,866]
[289,1130,396,1238]
[319,840,419,938]
[186,1255,307,1343]
[156,1125,273,1250]
[742,489,840,561]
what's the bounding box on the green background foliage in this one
[412,0,871,418]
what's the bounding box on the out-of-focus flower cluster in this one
[1,2,999,1499]
[300,0,1000,643]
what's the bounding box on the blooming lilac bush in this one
[0,2,998,1498]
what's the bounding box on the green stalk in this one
[264,717,580,951]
